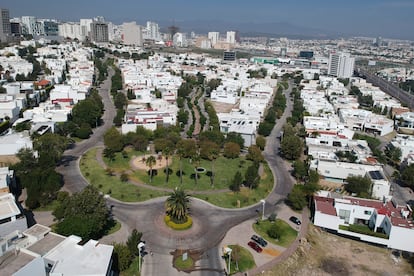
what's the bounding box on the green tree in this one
[292,160,307,181]
[225,132,245,149]
[280,135,303,160]
[229,171,243,192]
[113,243,132,271]
[165,188,190,223]
[256,136,266,150]
[258,121,274,136]
[176,139,197,158]
[114,92,127,109]
[401,164,414,190]
[246,145,264,164]
[267,223,282,239]
[104,127,124,152]
[345,176,372,198]
[53,186,110,240]
[126,229,143,257]
[245,164,259,189]
[34,133,69,166]
[146,155,156,183]
[287,185,307,210]
[223,142,240,159]
[71,98,102,127]
[162,147,172,184]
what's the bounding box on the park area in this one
[79,146,274,208]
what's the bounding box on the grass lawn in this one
[80,148,169,202]
[103,147,147,172]
[174,255,194,270]
[192,163,274,208]
[253,219,298,247]
[130,155,253,191]
[228,244,255,274]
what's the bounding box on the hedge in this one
[164,215,193,230]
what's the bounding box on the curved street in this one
[54,72,300,275]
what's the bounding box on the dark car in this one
[251,235,267,247]
[289,216,301,225]
[248,241,263,253]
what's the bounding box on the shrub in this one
[120,173,129,182]
[267,223,281,239]
[164,215,193,230]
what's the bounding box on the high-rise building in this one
[80,19,93,38]
[0,8,11,42]
[58,22,83,40]
[173,32,187,47]
[226,31,236,44]
[144,21,160,41]
[90,22,109,42]
[328,52,355,79]
[121,21,143,46]
[208,31,219,46]
[21,16,37,35]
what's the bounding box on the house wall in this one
[313,211,339,230]
[388,226,414,252]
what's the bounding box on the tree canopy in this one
[165,188,190,223]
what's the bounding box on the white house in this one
[0,193,27,237]
[313,192,414,253]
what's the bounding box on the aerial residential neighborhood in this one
[0,2,413,276]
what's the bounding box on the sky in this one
[4,0,414,39]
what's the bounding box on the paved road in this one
[56,67,117,193]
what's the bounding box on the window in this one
[364,210,372,215]
[338,209,351,224]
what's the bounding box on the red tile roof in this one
[36,79,51,86]
[314,196,337,216]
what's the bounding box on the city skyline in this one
[3,0,414,40]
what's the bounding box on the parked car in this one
[248,241,263,253]
[289,216,301,225]
[251,235,267,247]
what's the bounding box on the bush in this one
[120,173,129,182]
[164,215,193,230]
[267,223,281,239]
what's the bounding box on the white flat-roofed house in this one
[339,108,371,132]
[0,131,33,157]
[0,224,114,276]
[218,111,259,147]
[395,112,414,134]
[363,115,394,136]
[0,167,15,194]
[121,101,178,134]
[388,134,414,163]
[0,94,21,123]
[49,85,81,104]
[313,192,414,253]
[0,193,27,237]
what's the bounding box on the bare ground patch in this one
[261,225,413,276]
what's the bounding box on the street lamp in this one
[223,246,232,274]
[260,199,266,220]
[137,241,145,272]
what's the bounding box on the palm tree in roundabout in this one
[146,155,156,183]
[164,188,192,230]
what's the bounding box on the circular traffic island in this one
[164,215,193,231]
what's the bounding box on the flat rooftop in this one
[0,193,20,220]
[26,233,65,256]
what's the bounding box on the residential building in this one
[0,193,27,237]
[226,31,236,44]
[0,224,114,275]
[218,111,260,147]
[58,22,83,41]
[328,52,355,78]
[0,8,11,43]
[79,19,92,38]
[313,191,414,253]
[90,22,109,43]
[144,21,160,41]
[208,32,220,47]
[395,112,414,134]
[388,134,414,163]
[121,21,143,46]
[0,131,33,158]
[173,32,187,47]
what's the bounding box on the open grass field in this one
[80,148,169,202]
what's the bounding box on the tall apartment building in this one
[58,22,83,40]
[90,22,109,42]
[328,52,355,79]
[208,31,220,46]
[226,31,236,44]
[80,18,93,38]
[0,8,11,42]
[144,21,160,41]
[121,21,143,46]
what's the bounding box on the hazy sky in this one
[4,0,414,39]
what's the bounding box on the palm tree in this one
[163,147,172,184]
[192,152,201,185]
[208,146,219,187]
[165,188,190,223]
[145,155,156,183]
[176,147,185,185]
